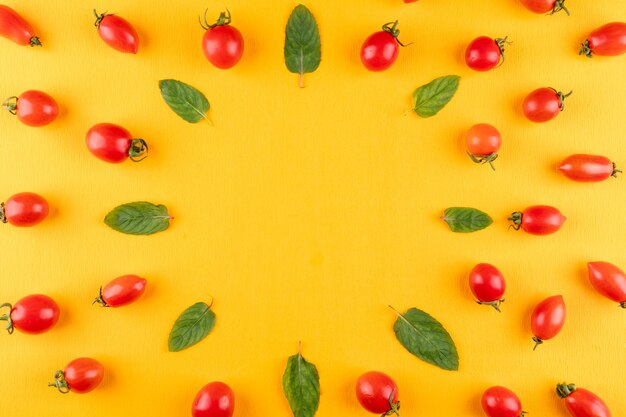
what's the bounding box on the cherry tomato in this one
[94,275,147,307]
[556,383,612,417]
[519,0,569,15]
[94,10,139,54]
[86,123,148,163]
[466,123,502,170]
[361,21,407,72]
[509,205,566,236]
[580,22,626,58]
[481,386,525,417]
[465,36,509,72]
[0,5,41,46]
[49,357,104,394]
[523,88,571,123]
[1,192,49,227]
[469,263,506,312]
[0,294,59,335]
[2,90,58,127]
[200,10,244,70]
[530,295,566,350]
[403,0,418,3]
[559,154,620,182]
[356,371,400,416]
[192,381,235,417]
[587,262,626,308]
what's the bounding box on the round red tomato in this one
[531,295,566,350]
[356,371,400,416]
[0,294,59,335]
[94,275,147,307]
[94,10,139,54]
[580,22,626,57]
[200,10,244,69]
[482,386,525,417]
[1,192,49,227]
[49,357,104,394]
[523,88,571,123]
[3,90,58,127]
[466,123,502,170]
[556,383,612,417]
[465,36,508,72]
[509,205,565,235]
[192,381,235,417]
[469,263,506,312]
[587,262,626,307]
[0,5,41,46]
[86,123,148,163]
[519,0,569,15]
[559,154,620,182]
[361,21,407,72]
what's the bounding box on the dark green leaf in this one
[391,306,459,371]
[168,302,216,352]
[284,4,321,88]
[441,207,493,233]
[159,79,210,123]
[412,75,460,118]
[104,202,171,235]
[282,346,320,417]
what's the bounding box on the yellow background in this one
[1,0,624,415]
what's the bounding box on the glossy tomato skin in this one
[2,192,49,227]
[63,357,104,393]
[95,12,139,54]
[202,25,244,69]
[481,386,524,417]
[356,371,400,415]
[0,5,41,46]
[520,0,568,14]
[523,88,569,123]
[12,90,59,127]
[465,37,504,72]
[469,263,506,311]
[192,381,235,417]
[86,123,147,163]
[531,295,566,349]
[361,31,399,72]
[581,22,626,57]
[557,384,612,417]
[559,154,618,182]
[587,262,626,306]
[97,275,147,307]
[510,205,565,235]
[10,294,60,334]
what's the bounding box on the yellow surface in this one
[1,0,625,415]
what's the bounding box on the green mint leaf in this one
[412,75,460,118]
[104,202,171,235]
[168,302,216,352]
[282,345,320,417]
[441,207,493,233]
[159,79,210,123]
[284,4,321,88]
[391,306,459,371]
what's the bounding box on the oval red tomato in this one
[509,205,565,236]
[465,36,508,72]
[559,154,620,182]
[0,294,59,335]
[482,386,525,417]
[519,0,569,15]
[356,371,400,416]
[192,381,235,417]
[49,357,104,394]
[466,123,502,170]
[94,275,147,307]
[361,21,407,72]
[523,88,571,123]
[94,10,139,54]
[580,22,626,57]
[556,383,612,417]
[1,192,49,227]
[531,295,566,350]
[86,123,148,163]
[469,263,506,312]
[587,262,626,307]
[200,10,244,69]
[3,90,58,127]
[0,5,41,46]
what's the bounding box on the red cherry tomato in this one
[0,294,59,335]
[361,21,407,72]
[509,205,566,236]
[587,262,626,308]
[556,383,612,417]
[519,0,569,15]
[0,5,41,46]
[3,90,58,127]
[530,295,566,350]
[580,22,626,58]
[481,386,525,417]
[469,263,506,312]
[200,10,244,70]
[94,275,147,307]
[466,123,502,170]
[94,10,139,54]
[86,123,148,163]
[192,381,235,417]
[403,0,418,3]
[523,88,571,123]
[465,36,509,72]
[559,154,620,182]
[356,371,400,416]
[1,192,49,227]
[49,357,104,394]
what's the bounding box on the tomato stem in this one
[556,382,577,398]
[128,139,149,162]
[93,9,110,28]
[93,286,109,307]
[579,40,593,58]
[382,21,411,47]
[619,301,626,309]
[552,89,572,111]
[549,0,569,16]
[0,303,14,335]
[0,202,6,223]
[48,370,71,394]
[382,388,401,417]
[611,163,622,178]
[532,336,543,350]
[494,36,511,68]
[467,152,498,171]
[29,36,42,47]
[507,212,522,231]
[199,9,232,30]
[2,96,18,115]
[476,298,505,312]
